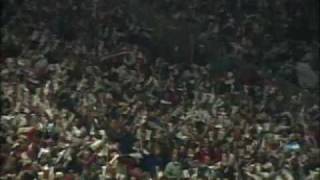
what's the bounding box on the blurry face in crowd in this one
[203,138,209,146]
[172,152,178,161]
[179,145,185,153]
[154,146,161,155]
[187,148,194,158]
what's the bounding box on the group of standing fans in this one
[1,0,319,179]
[1,49,320,179]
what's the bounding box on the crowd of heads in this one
[1,45,320,179]
[1,0,319,179]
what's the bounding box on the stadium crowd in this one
[1,0,319,179]
[1,46,320,179]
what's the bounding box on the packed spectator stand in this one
[1,0,319,179]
